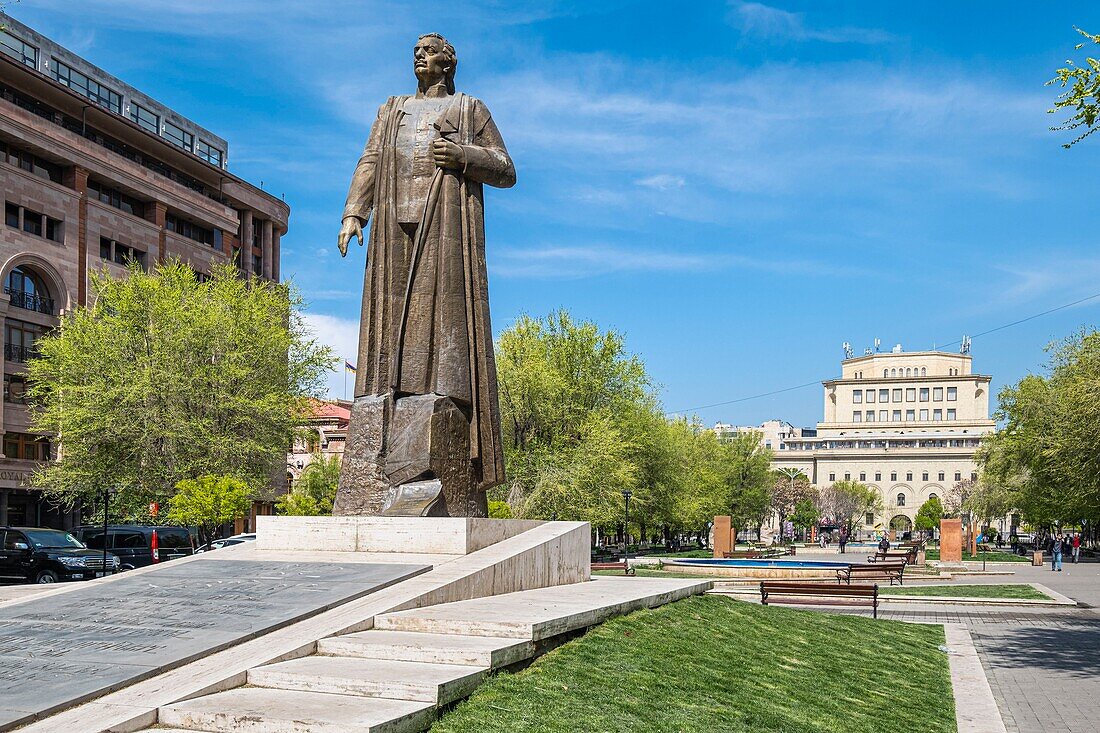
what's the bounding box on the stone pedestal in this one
[333,395,388,516]
[713,515,732,559]
[940,518,963,563]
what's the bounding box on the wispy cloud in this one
[301,311,360,399]
[728,1,894,45]
[636,174,686,191]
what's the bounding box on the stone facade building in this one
[0,17,289,529]
[771,348,996,537]
[287,400,351,485]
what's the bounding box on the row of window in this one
[3,432,50,461]
[0,30,36,68]
[99,237,147,269]
[87,180,146,218]
[854,387,957,404]
[5,202,63,243]
[831,470,975,483]
[166,213,221,248]
[0,139,62,183]
[50,58,122,115]
[854,408,957,423]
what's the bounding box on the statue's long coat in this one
[343,93,515,491]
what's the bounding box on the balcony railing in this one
[5,288,54,315]
[4,343,38,363]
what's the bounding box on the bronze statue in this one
[333,34,515,518]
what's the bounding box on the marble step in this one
[248,654,487,705]
[318,629,535,669]
[374,576,710,640]
[157,687,435,733]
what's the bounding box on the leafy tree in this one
[167,474,253,548]
[914,496,943,532]
[488,500,513,519]
[771,468,813,541]
[1048,28,1100,147]
[27,262,333,514]
[816,480,881,535]
[790,498,820,540]
[278,453,340,516]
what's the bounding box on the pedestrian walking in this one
[1073,533,1081,564]
[1052,534,1064,572]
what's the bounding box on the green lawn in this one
[925,549,1029,563]
[431,595,955,733]
[881,584,1051,600]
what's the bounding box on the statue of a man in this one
[333,34,515,517]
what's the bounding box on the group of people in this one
[1049,532,1082,571]
[817,530,850,554]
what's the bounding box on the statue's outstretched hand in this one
[338,217,363,257]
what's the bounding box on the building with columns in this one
[0,17,289,528]
[771,348,996,538]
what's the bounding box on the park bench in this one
[591,561,635,576]
[838,562,906,586]
[759,580,879,619]
[869,549,917,565]
[976,543,994,553]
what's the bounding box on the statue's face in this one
[414,36,450,87]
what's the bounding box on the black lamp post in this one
[622,489,632,571]
[101,486,118,577]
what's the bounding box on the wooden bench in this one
[838,562,906,586]
[591,562,635,576]
[976,543,993,553]
[760,581,879,619]
[868,549,916,565]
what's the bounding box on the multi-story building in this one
[772,348,996,537]
[287,399,350,485]
[713,420,814,451]
[0,17,289,529]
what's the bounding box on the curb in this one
[943,623,1008,733]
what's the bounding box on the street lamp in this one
[101,486,119,577]
[622,490,632,569]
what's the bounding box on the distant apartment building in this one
[713,420,813,452]
[0,17,289,529]
[772,347,997,536]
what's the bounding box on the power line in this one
[666,289,1100,417]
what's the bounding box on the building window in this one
[195,140,223,167]
[933,387,943,401]
[852,411,862,423]
[905,388,916,402]
[879,410,887,422]
[163,121,194,152]
[919,408,929,421]
[947,387,957,401]
[866,410,875,422]
[4,319,43,363]
[955,472,962,481]
[934,409,943,421]
[0,140,62,183]
[129,102,160,135]
[844,473,851,480]
[905,409,915,421]
[866,389,875,404]
[921,367,927,376]
[252,253,262,273]
[4,202,62,243]
[5,266,54,315]
[883,369,888,378]
[891,368,897,377]
[99,237,146,269]
[892,389,902,402]
[49,58,122,114]
[853,389,862,404]
[875,472,881,481]
[866,512,874,525]
[938,472,945,481]
[878,389,888,403]
[896,493,906,507]
[87,180,145,218]
[890,472,897,481]
[929,492,937,500]
[3,432,50,461]
[859,473,866,481]
[920,387,929,402]
[905,368,912,377]
[922,472,929,481]
[166,213,219,247]
[892,410,901,422]
[906,472,913,481]
[946,408,956,420]
[0,30,38,67]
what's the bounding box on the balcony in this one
[4,343,38,363]
[5,288,54,315]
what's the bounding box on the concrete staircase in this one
[146,576,708,733]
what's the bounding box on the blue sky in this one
[10,1,1100,427]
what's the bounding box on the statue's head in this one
[414,33,457,94]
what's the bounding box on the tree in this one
[488,500,513,519]
[816,480,881,535]
[278,453,340,516]
[790,498,820,541]
[914,496,943,533]
[1048,28,1100,147]
[942,478,976,519]
[167,474,253,548]
[27,262,333,514]
[770,468,813,542]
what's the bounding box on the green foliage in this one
[27,261,334,511]
[816,480,881,534]
[978,329,1100,526]
[278,453,340,516]
[1048,28,1100,147]
[488,500,513,519]
[914,496,943,531]
[790,498,819,535]
[166,474,253,546]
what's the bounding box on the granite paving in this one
[0,558,429,731]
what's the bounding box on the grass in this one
[881,584,1051,600]
[430,595,955,733]
[925,549,1029,563]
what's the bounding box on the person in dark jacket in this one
[1052,534,1064,572]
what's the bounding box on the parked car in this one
[195,533,257,553]
[72,525,195,570]
[0,526,120,584]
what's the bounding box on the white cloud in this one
[636,174,686,191]
[301,311,360,399]
[729,1,894,45]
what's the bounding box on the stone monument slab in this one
[940,518,963,564]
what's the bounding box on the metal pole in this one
[101,488,108,577]
[622,490,632,572]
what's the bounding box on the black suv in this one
[73,525,195,570]
[0,527,120,584]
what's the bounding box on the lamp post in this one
[622,490,632,571]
